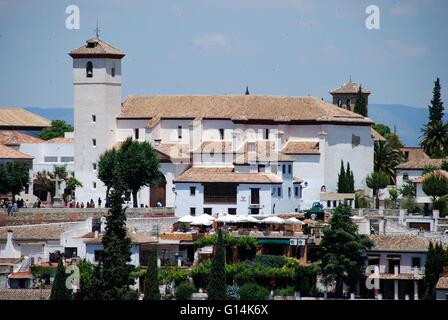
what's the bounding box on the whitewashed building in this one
[69,38,375,215]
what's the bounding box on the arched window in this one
[86,61,93,78]
[346,99,351,108]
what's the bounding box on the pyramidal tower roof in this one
[330,81,370,95]
[68,38,125,59]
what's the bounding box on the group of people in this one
[68,197,103,208]
[1,198,44,216]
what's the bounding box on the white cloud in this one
[385,40,428,59]
[390,3,418,17]
[192,34,231,50]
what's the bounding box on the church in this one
[69,37,375,217]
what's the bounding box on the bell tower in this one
[330,80,370,113]
[69,37,125,203]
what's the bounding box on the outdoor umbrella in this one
[217,214,239,223]
[190,214,215,226]
[261,216,285,224]
[285,217,305,225]
[178,215,195,223]
[238,215,260,223]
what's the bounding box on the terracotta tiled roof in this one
[80,230,157,244]
[320,192,355,201]
[0,224,66,241]
[155,143,190,162]
[195,141,233,154]
[234,141,294,164]
[371,128,386,142]
[46,137,74,144]
[293,176,303,183]
[9,271,32,279]
[0,131,43,146]
[415,170,448,183]
[0,108,51,129]
[400,147,429,162]
[118,95,373,125]
[330,81,371,94]
[0,289,51,300]
[69,38,125,58]
[174,166,283,184]
[369,235,430,252]
[436,277,448,289]
[396,158,443,170]
[0,144,33,160]
[282,140,320,154]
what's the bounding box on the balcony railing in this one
[204,195,237,204]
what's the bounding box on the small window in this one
[228,208,236,215]
[282,165,286,174]
[92,114,96,123]
[258,165,266,173]
[86,61,93,78]
[93,163,97,171]
[190,208,196,216]
[60,156,74,163]
[92,139,96,147]
[190,186,196,196]
[277,187,281,197]
[327,200,331,208]
[219,129,224,140]
[178,126,182,139]
[295,187,299,197]
[93,182,97,189]
[134,128,139,140]
[264,129,269,140]
[368,255,380,266]
[403,174,409,181]
[44,156,58,163]
[111,67,115,77]
[288,164,292,174]
[271,164,277,174]
[412,257,421,268]
[204,208,212,215]
[288,187,291,198]
[94,250,103,262]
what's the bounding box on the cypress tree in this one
[428,78,444,122]
[337,161,347,193]
[346,162,355,193]
[208,228,226,300]
[143,250,161,300]
[354,85,368,117]
[423,242,446,299]
[90,189,136,300]
[50,259,72,300]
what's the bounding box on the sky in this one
[0,0,447,109]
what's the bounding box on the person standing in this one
[98,197,102,208]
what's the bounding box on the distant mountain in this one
[24,104,428,147]
[25,107,74,126]
[369,103,429,147]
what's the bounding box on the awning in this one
[258,239,290,245]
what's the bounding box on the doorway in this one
[150,172,166,207]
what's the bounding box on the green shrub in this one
[234,268,254,286]
[226,283,240,300]
[401,196,420,213]
[274,286,295,297]
[159,268,190,285]
[252,254,287,268]
[175,283,196,300]
[238,283,269,300]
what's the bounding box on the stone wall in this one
[127,217,178,235]
[0,207,174,226]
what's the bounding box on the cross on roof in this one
[94,19,101,38]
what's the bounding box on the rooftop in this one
[0,224,67,241]
[46,137,75,144]
[415,169,448,183]
[396,148,443,170]
[0,289,51,300]
[369,234,430,252]
[80,230,157,244]
[235,141,294,163]
[281,140,320,155]
[0,108,51,130]
[436,276,448,289]
[69,38,125,59]
[330,81,371,94]
[174,166,283,184]
[371,128,386,142]
[0,131,44,146]
[118,95,373,126]
[0,144,33,160]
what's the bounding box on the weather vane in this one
[94,18,101,38]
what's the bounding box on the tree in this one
[353,86,368,117]
[372,124,391,137]
[319,204,372,297]
[422,164,438,175]
[0,162,30,201]
[423,242,447,299]
[98,148,118,207]
[374,141,402,184]
[346,162,354,193]
[65,173,83,197]
[50,259,72,300]
[33,170,54,200]
[400,181,416,197]
[39,120,73,140]
[73,259,94,300]
[422,170,448,205]
[388,188,399,202]
[428,78,444,123]
[385,132,404,150]
[53,164,68,181]
[143,250,161,300]
[208,228,226,300]
[337,161,347,193]
[441,159,448,171]
[420,120,448,158]
[366,172,389,209]
[116,137,160,208]
[88,189,136,300]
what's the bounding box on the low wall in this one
[0,207,175,226]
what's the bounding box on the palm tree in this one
[420,120,448,157]
[374,141,402,184]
